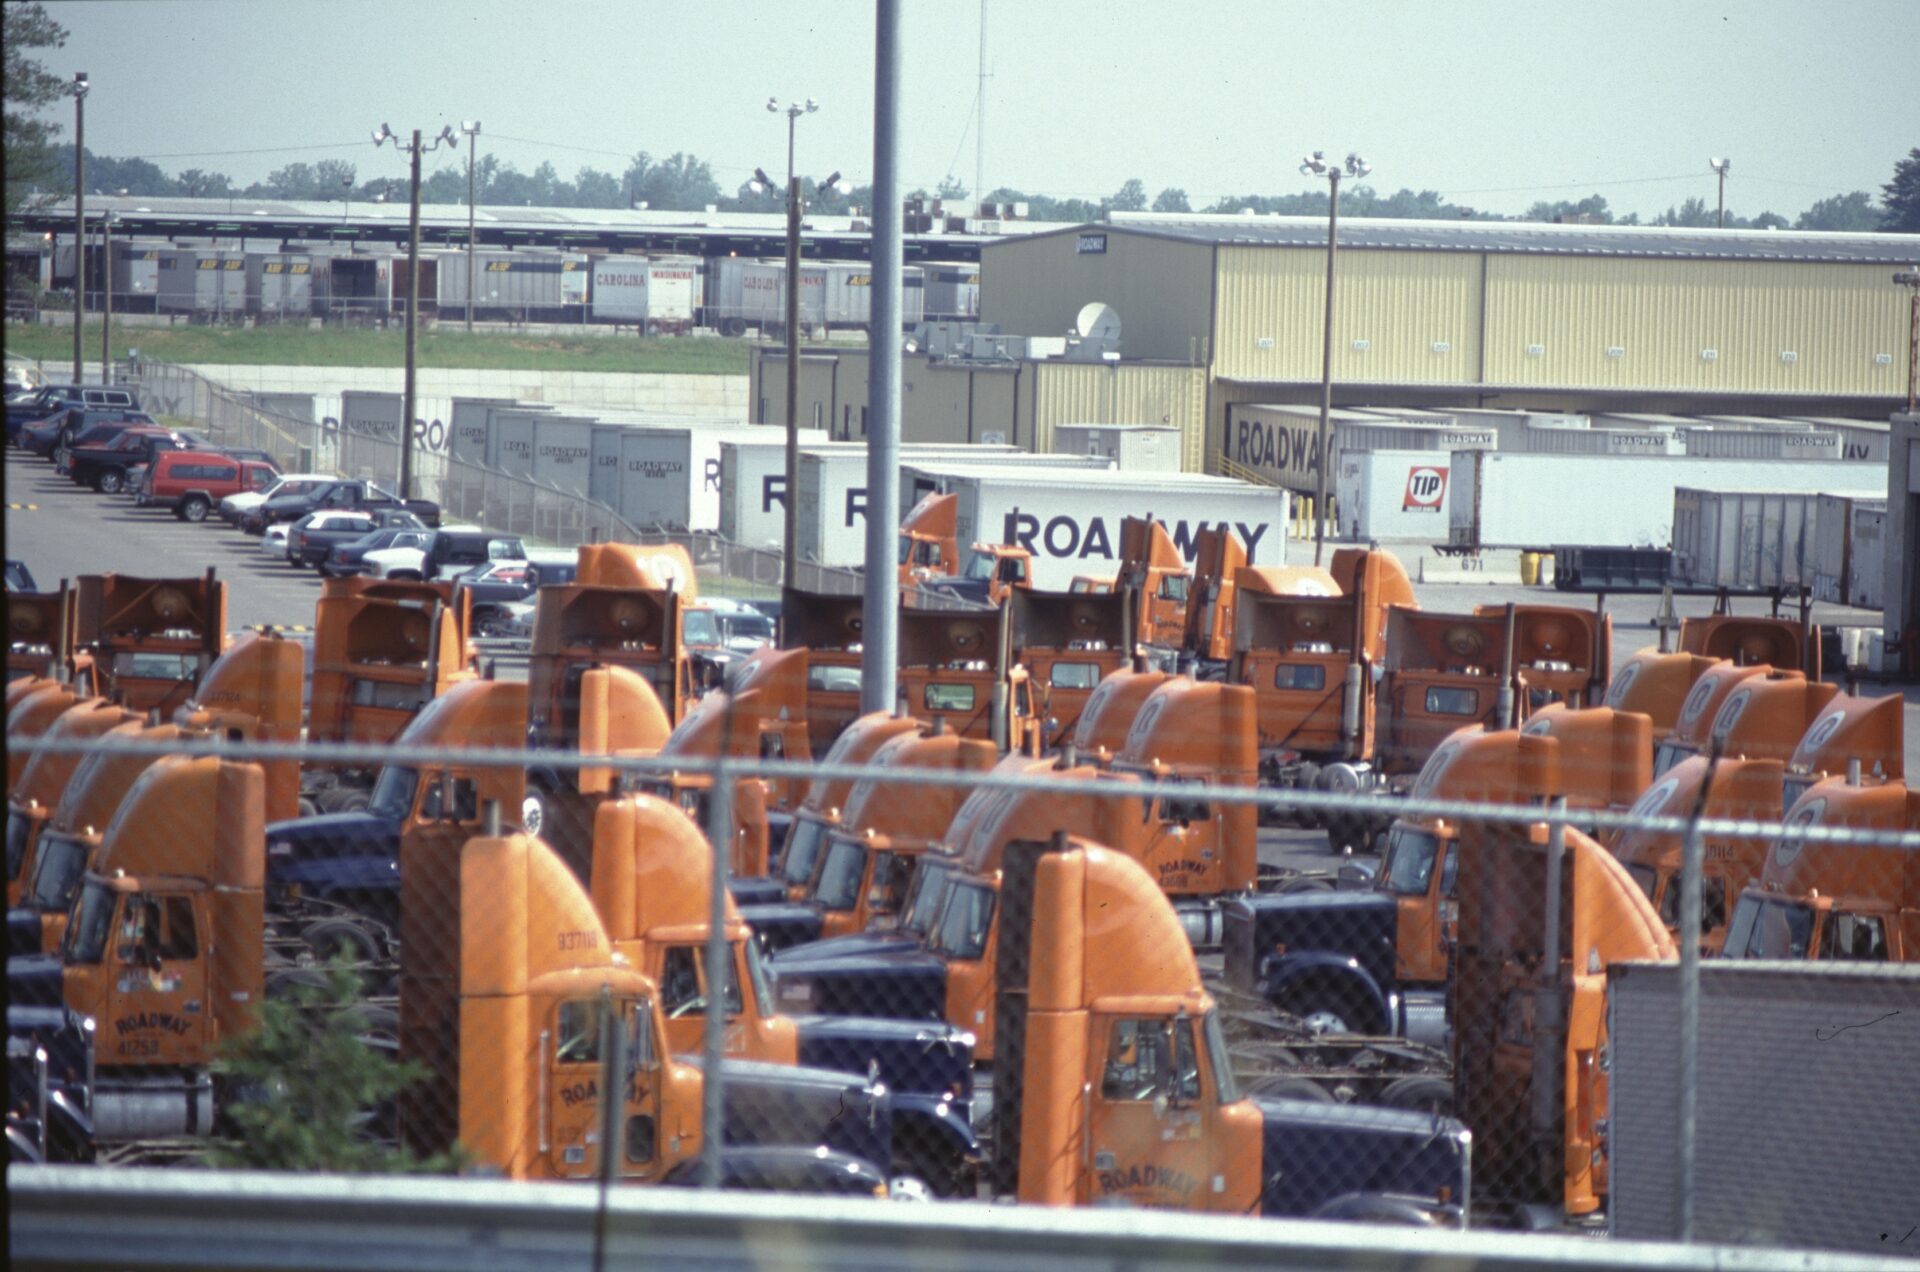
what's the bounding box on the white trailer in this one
[1812,493,1888,610]
[446,397,534,467]
[722,439,1016,550]
[1224,402,1494,493]
[608,423,794,532]
[1446,452,1884,551]
[1336,448,1461,541]
[934,464,1289,589]
[531,414,597,495]
[588,255,702,333]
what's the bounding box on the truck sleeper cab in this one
[6,698,141,912]
[1007,587,1132,750]
[990,833,1470,1223]
[73,572,227,718]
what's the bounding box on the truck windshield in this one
[27,831,90,912]
[812,835,866,911]
[682,610,720,647]
[1624,862,1658,903]
[901,859,952,937]
[368,766,420,822]
[1652,740,1696,778]
[1380,825,1441,897]
[963,552,996,581]
[868,851,912,915]
[929,879,995,960]
[743,936,775,1018]
[63,880,116,964]
[1818,911,1890,961]
[780,815,829,888]
[5,811,32,882]
[1722,895,1815,959]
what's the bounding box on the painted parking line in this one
[7,503,41,511]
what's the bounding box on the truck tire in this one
[97,468,124,494]
[721,317,747,338]
[179,495,210,522]
[1283,983,1373,1037]
[645,319,663,337]
[1377,1075,1453,1116]
[1247,1074,1334,1102]
[266,968,330,1001]
[1310,1193,1442,1226]
[301,917,386,965]
[1277,876,1333,895]
[521,790,548,838]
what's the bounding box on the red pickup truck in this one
[137,449,282,521]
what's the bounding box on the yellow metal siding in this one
[980,230,1213,362]
[1482,256,1910,397]
[1213,246,1482,385]
[1028,362,1208,471]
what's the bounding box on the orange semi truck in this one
[6,699,142,912]
[72,571,228,716]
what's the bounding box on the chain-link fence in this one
[6,646,1914,1253]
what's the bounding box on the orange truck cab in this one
[987,832,1471,1220]
[1781,691,1906,811]
[11,756,265,1145]
[1602,649,1721,743]
[307,577,475,811]
[634,644,817,883]
[7,679,85,793]
[1070,665,1173,766]
[732,706,922,911]
[778,588,869,750]
[1105,677,1260,928]
[1228,549,1407,840]
[785,725,998,943]
[7,584,83,687]
[1452,815,1675,1219]
[528,583,689,733]
[1114,517,1190,651]
[1181,524,1248,667]
[1652,662,1828,778]
[898,491,961,584]
[6,698,141,912]
[171,630,305,823]
[1378,602,1609,780]
[1722,776,1919,962]
[895,606,1036,754]
[1069,575,1114,594]
[10,721,185,956]
[1609,756,1783,953]
[589,791,983,1192]
[518,662,673,873]
[73,571,227,716]
[1679,610,1819,679]
[1008,587,1132,749]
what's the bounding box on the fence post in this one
[700,754,734,1189]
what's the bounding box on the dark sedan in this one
[17,409,153,458]
[321,525,435,577]
[455,551,577,637]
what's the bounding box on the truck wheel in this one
[1377,1075,1453,1117]
[97,468,124,494]
[1310,1193,1442,1226]
[342,1004,400,1045]
[297,796,319,819]
[180,495,210,522]
[1247,1074,1334,1102]
[302,917,386,965]
[721,317,747,337]
[521,790,548,838]
[1278,876,1333,895]
[266,968,330,1001]
[645,319,663,337]
[1285,984,1371,1036]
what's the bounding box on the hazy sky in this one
[36,0,1918,220]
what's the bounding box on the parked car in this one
[5,559,38,593]
[221,472,332,526]
[261,522,294,561]
[17,408,153,458]
[321,525,435,577]
[288,509,427,569]
[137,451,282,521]
[64,426,192,492]
[242,478,440,534]
[454,549,576,636]
[5,384,141,442]
[362,527,522,582]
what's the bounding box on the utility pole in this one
[1896,268,1920,412]
[1709,158,1731,229]
[463,120,481,333]
[864,0,903,715]
[1300,151,1371,566]
[71,73,89,385]
[373,123,458,499]
[101,211,115,383]
[784,176,802,586]
[976,0,987,206]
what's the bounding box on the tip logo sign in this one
[1403,465,1447,511]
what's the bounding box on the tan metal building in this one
[749,347,1209,470]
[979,215,1917,473]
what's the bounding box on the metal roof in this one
[1008,213,1920,265]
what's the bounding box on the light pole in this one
[71,72,88,385]
[761,96,823,587]
[1895,268,1920,413]
[462,120,481,333]
[1709,158,1731,229]
[1299,150,1370,566]
[373,122,459,500]
[100,209,117,383]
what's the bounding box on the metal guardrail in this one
[13,1166,1910,1272]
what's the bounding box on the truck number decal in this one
[556,929,599,952]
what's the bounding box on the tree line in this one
[6,6,1916,232]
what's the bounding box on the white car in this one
[223,473,331,525]
[260,522,293,560]
[360,525,508,581]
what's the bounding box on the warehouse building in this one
[977,214,1917,474]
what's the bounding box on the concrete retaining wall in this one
[180,364,746,417]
